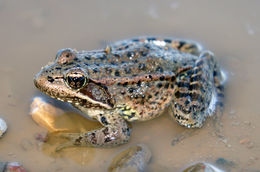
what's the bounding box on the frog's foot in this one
[55,111,131,151]
[172,51,222,128]
[212,60,225,138]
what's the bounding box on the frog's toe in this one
[57,132,80,139]
[55,133,86,151]
[55,141,76,152]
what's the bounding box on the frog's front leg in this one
[56,110,131,151]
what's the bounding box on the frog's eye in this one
[65,69,88,89]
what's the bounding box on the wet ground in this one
[0,0,260,171]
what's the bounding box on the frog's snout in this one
[34,70,47,90]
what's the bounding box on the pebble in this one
[182,162,224,172]
[30,97,65,132]
[215,158,235,169]
[108,144,152,172]
[239,138,254,149]
[0,118,7,137]
[0,162,27,172]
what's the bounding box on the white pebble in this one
[0,118,7,137]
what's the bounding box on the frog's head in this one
[34,48,114,109]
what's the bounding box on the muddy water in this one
[0,0,260,171]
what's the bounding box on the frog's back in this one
[76,38,198,80]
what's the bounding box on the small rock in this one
[239,138,254,149]
[182,162,224,172]
[0,118,7,137]
[0,162,27,172]
[240,138,250,144]
[215,158,235,169]
[108,144,152,172]
[30,97,65,132]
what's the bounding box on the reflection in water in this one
[30,97,100,165]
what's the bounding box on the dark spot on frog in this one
[101,116,108,125]
[137,80,141,87]
[127,51,135,58]
[157,83,163,88]
[114,54,120,58]
[124,68,131,74]
[189,83,200,90]
[105,67,113,74]
[140,51,148,57]
[144,45,150,49]
[156,66,164,73]
[85,56,91,60]
[159,76,165,81]
[100,55,106,60]
[133,59,138,63]
[67,62,75,66]
[138,63,146,70]
[184,99,190,106]
[122,127,131,136]
[93,68,99,73]
[104,137,112,143]
[115,70,120,76]
[196,60,204,66]
[164,82,170,89]
[110,61,116,65]
[122,82,128,87]
[102,127,109,135]
[177,41,185,49]
[74,136,83,145]
[177,82,189,88]
[128,87,135,93]
[74,57,79,62]
[164,39,172,43]
[191,75,201,82]
[47,76,54,83]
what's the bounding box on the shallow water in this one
[0,0,260,171]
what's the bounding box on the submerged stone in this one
[108,144,152,172]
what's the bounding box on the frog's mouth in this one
[34,69,112,109]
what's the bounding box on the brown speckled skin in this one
[34,37,224,149]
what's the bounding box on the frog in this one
[34,37,225,150]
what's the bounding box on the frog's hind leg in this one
[144,37,203,56]
[165,39,203,56]
[56,111,131,151]
[171,51,219,128]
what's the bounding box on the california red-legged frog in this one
[34,37,225,149]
